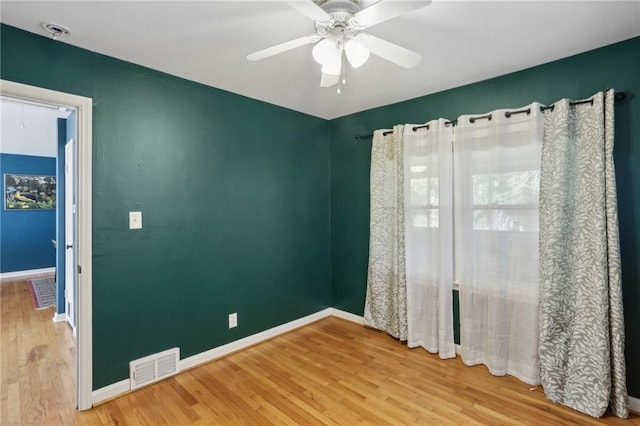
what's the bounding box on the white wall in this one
[0,98,71,157]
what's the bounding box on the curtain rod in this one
[354,91,627,141]
[355,119,456,141]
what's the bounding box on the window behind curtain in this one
[454,107,544,385]
[455,117,543,298]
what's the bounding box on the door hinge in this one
[78,265,82,274]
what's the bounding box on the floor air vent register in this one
[129,347,180,390]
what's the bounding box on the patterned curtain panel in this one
[403,120,455,359]
[364,125,408,340]
[538,90,629,418]
[455,103,544,385]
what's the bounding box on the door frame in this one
[64,138,76,334]
[1,79,93,410]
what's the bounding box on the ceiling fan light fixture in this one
[246,0,433,90]
[321,44,344,75]
[312,38,337,65]
[344,38,370,68]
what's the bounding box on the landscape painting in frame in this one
[4,173,56,210]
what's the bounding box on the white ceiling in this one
[1,98,72,157]
[1,1,639,120]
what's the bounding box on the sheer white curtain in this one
[404,120,455,358]
[455,104,544,384]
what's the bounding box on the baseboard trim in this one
[92,379,130,406]
[328,308,365,324]
[84,309,640,414]
[179,308,332,371]
[92,308,339,406]
[0,267,55,282]
[53,312,67,323]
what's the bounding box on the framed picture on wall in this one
[4,173,56,210]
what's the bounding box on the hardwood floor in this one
[1,278,76,425]
[2,278,639,425]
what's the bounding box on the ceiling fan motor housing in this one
[319,0,361,16]
[316,0,363,39]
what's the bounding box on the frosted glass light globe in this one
[312,38,337,65]
[345,38,370,68]
[321,45,344,75]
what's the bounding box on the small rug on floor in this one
[29,277,56,309]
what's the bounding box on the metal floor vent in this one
[129,347,180,390]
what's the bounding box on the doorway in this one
[1,79,93,410]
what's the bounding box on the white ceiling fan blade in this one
[355,33,421,68]
[246,34,321,61]
[320,73,339,87]
[287,1,331,22]
[353,0,431,28]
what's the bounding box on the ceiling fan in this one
[246,0,432,90]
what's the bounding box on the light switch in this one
[229,313,237,329]
[129,211,142,229]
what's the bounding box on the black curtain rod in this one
[355,130,391,140]
[355,91,627,140]
[355,119,458,140]
[539,98,594,113]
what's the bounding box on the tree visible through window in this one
[409,174,439,228]
[472,170,540,232]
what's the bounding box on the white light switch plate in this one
[129,211,142,229]
[229,313,237,328]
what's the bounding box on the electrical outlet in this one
[228,313,237,329]
[129,211,142,229]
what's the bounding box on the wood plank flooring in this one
[2,278,639,425]
[1,278,76,425]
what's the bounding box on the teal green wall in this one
[3,21,638,399]
[330,37,640,397]
[1,24,331,389]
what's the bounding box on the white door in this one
[65,139,76,333]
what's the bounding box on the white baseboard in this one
[0,267,55,282]
[328,308,365,324]
[87,309,640,415]
[52,312,67,323]
[92,379,130,406]
[630,396,640,415]
[92,307,345,406]
[179,308,332,371]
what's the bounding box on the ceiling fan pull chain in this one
[337,55,345,94]
[342,53,347,85]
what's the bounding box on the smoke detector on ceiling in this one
[41,22,71,40]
